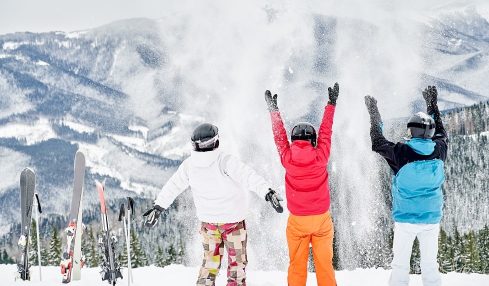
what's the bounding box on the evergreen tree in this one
[130,229,148,268]
[47,225,62,266]
[1,249,15,264]
[29,220,41,266]
[82,227,100,267]
[453,228,463,272]
[154,246,166,267]
[176,238,185,265]
[410,238,421,274]
[462,230,481,273]
[438,228,453,273]
[478,225,489,274]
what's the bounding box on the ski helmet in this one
[291,122,317,147]
[191,123,219,151]
[407,112,435,139]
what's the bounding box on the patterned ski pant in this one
[196,220,247,286]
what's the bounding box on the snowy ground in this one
[1,265,488,286]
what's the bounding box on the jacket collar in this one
[190,149,221,167]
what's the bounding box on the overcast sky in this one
[0,0,174,34]
[1,0,487,35]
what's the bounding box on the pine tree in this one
[1,249,15,264]
[154,246,166,267]
[176,238,185,265]
[130,229,148,268]
[462,230,481,273]
[29,220,41,266]
[438,228,453,273]
[410,238,421,274]
[478,225,489,274]
[47,225,62,266]
[82,227,99,267]
[453,228,463,272]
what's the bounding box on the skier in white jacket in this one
[143,123,283,286]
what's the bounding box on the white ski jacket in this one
[154,149,270,223]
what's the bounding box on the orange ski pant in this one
[286,212,336,286]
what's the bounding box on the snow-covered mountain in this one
[1,2,489,271]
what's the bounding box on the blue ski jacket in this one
[369,108,448,224]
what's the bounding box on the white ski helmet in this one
[407,112,435,139]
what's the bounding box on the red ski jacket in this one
[270,104,335,216]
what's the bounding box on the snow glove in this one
[365,95,382,126]
[327,82,339,106]
[265,188,284,213]
[423,86,439,115]
[143,204,165,228]
[265,90,278,112]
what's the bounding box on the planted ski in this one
[17,168,36,281]
[61,151,86,283]
[97,181,122,285]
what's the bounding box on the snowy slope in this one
[0,265,488,286]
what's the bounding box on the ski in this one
[97,181,122,285]
[61,151,86,283]
[17,168,36,281]
[119,197,135,286]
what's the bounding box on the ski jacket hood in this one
[269,105,335,216]
[406,138,435,155]
[290,141,317,165]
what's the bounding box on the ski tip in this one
[95,180,104,190]
[20,167,36,177]
[20,167,36,188]
[74,150,86,163]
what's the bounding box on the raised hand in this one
[364,95,382,124]
[265,188,284,213]
[422,86,438,112]
[328,82,339,106]
[265,90,278,112]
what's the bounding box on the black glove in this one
[265,90,278,112]
[327,82,339,106]
[364,95,382,124]
[142,205,164,228]
[265,188,284,213]
[422,86,438,114]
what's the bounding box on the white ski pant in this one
[389,222,441,286]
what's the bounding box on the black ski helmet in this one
[291,122,317,147]
[191,123,219,151]
[407,112,435,139]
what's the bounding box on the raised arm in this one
[265,90,290,163]
[423,86,448,161]
[364,96,398,167]
[316,83,339,162]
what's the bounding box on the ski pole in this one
[127,198,134,284]
[34,193,42,281]
[119,204,129,286]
